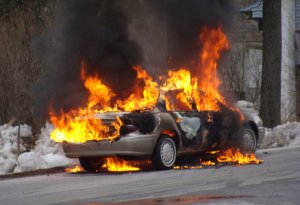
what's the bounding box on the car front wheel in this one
[240,123,257,154]
[152,135,177,170]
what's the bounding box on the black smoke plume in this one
[146,0,235,71]
[31,0,142,119]
[31,0,235,119]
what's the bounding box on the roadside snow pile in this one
[0,124,31,174]
[235,101,300,149]
[235,100,263,126]
[0,123,75,175]
[15,123,75,173]
[260,121,300,149]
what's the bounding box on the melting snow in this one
[260,122,300,149]
[0,123,75,175]
[236,100,300,149]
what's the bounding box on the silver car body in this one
[62,105,261,158]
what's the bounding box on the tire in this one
[79,157,104,172]
[240,123,257,154]
[152,135,177,170]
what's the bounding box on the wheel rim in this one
[160,138,176,167]
[242,129,257,153]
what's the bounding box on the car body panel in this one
[62,131,158,158]
[61,102,260,159]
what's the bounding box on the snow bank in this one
[235,101,300,149]
[0,124,30,174]
[260,122,300,149]
[0,123,75,175]
[15,123,75,173]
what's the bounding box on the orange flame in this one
[201,160,216,166]
[66,148,262,173]
[51,26,250,172]
[50,64,156,143]
[102,157,141,172]
[160,27,234,112]
[65,157,141,173]
[173,165,203,170]
[65,165,84,173]
[81,62,117,111]
[50,26,237,144]
[49,108,123,143]
[174,148,262,170]
[117,66,159,111]
[160,68,198,110]
[217,148,263,165]
[195,27,229,111]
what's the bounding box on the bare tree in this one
[0,1,54,129]
[221,44,245,100]
[245,48,262,106]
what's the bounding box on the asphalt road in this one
[0,147,300,205]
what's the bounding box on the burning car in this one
[61,93,260,171]
[49,27,262,172]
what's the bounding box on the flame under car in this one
[62,98,260,171]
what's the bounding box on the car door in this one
[164,91,204,151]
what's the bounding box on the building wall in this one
[281,0,297,121]
[244,47,262,105]
[227,5,262,107]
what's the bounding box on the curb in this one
[0,167,65,180]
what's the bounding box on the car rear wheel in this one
[240,124,257,154]
[152,135,177,170]
[79,157,104,172]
